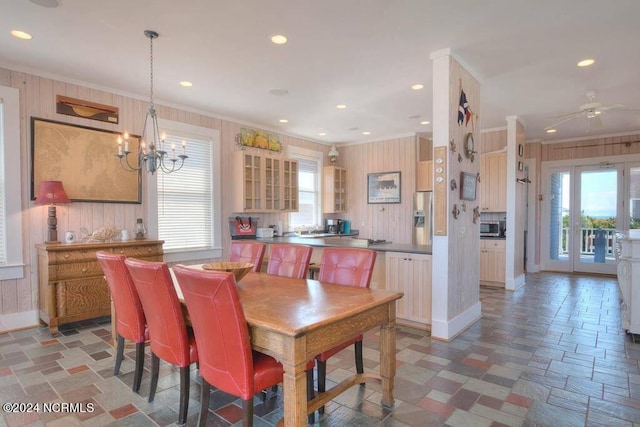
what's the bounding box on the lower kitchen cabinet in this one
[385,252,432,329]
[480,239,505,285]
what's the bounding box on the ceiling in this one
[2,0,640,146]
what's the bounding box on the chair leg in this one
[178,366,190,426]
[355,340,365,386]
[242,398,254,427]
[132,341,145,393]
[114,334,125,376]
[148,353,159,402]
[317,360,326,415]
[307,368,315,424]
[198,378,210,427]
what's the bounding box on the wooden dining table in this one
[172,268,403,427]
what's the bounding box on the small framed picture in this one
[518,161,524,172]
[518,144,524,157]
[460,172,477,201]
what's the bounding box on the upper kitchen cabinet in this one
[323,166,347,213]
[479,151,507,212]
[416,161,433,191]
[232,151,298,213]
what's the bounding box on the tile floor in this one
[2,272,640,426]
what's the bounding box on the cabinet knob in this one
[64,254,70,259]
[82,268,88,273]
[119,250,125,254]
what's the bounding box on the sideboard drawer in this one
[50,261,103,281]
[113,244,163,258]
[49,248,97,264]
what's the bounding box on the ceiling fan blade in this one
[597,103,625,112]
[587,115,603,132]
[545,113,583,130]
[551,110,584,120]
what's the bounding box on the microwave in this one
[480,221,501,237]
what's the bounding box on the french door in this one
[543,163,623,274]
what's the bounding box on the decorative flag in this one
[458,90,471,126]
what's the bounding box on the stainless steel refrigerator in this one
[413,192,433,245]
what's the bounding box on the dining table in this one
[171,267,404,427]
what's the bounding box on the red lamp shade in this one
[35,181,71,243]
[34,180,71,205]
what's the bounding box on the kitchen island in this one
[252,235,433,330]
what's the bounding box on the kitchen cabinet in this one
[479,151,507,212]
[385,252,432,329]
[480,239,505,284]
[416,160,433,191]
[323,166,347,213]
[37,240,164,336]
[232,151,298,212]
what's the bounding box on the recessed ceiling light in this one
[411,84,424,90]
[577,58,595,67]
[362,131,371,135]
[268,88,288,96]
[279,119,288,123]
[271,35,288,45]
[594,110,601,115]
[420,121,430,125]
[179,81,193,87]
[318,132,327,136]
[11,30,32,40]
[336,104,347,110]
[546,129,557,134]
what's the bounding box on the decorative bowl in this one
[202,261,254,282]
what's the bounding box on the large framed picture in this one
[367,171,401,204]
[460,171,477,201]
[31,117,142,203]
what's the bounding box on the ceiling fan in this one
[545,90,631,132]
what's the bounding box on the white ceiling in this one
[2,0,640,145]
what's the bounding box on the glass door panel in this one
[573,166,620,274]
[545,169,572,272]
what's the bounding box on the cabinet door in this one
[480,152,507,212]
[233,152,263,212]
[416,160,433,192]
[385,252,432,326]
[282,159,298,211]
[264,157,282,211]
[480,239,505,283]
[323,166,347,213]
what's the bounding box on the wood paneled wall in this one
[340,136,417,244]
[480,128,507,153]
[0,66,326,326]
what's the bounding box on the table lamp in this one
[35,180,71,243]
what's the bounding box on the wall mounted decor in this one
[449,138,456,153]
[236,127,282,152]
[518,143,524,157]
[31,117,141,203]
[433,147,447,236]
[56,95,119,124]
[460,171,477,201]
[463,132,476,162]
[452,203,460,219]
[367,171,401,204]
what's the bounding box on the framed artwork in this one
[518,144,524,157]
[460,171,477,201]
[368,171,401,204]
[518,161,524,171]
[31,117,142,203]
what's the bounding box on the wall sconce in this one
[35,180,71,243]
[328,145,339,163]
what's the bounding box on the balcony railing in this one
[559,227,616,258]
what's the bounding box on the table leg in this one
[282,363,308,426]
[379,317,396,407]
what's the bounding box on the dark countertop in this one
[480,236,506,240]
[252,235,432,255]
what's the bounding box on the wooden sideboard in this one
[37,240,163,336]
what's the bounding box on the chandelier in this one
[117,30,187,174]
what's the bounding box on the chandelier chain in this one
[149,32,154,110]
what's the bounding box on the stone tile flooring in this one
[2,272,640,426]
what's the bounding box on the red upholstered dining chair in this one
[124,258,198,426]
[266,243,313,279]
[96,251,147,393]
[229,241,266,272]
[172,265,284,427]
[313,247,377,416]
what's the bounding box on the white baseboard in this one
[0,310,39,333]
[431,301,482,341]
[527,262,540,273]
[506,274,526,291]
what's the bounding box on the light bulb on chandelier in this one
[116,30,187,174]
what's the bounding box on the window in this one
[0,85,24,279]
[288,146,323,229]
[149,120,221,262]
